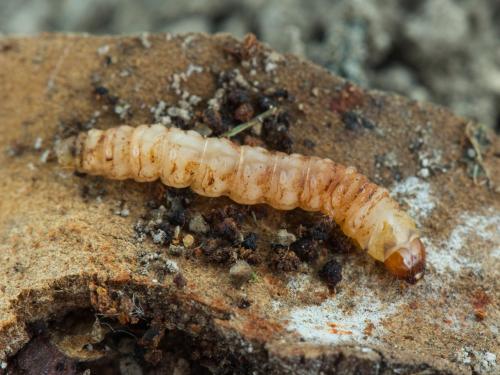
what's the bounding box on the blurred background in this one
[1,0,499,132]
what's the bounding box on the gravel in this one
[229,260,253,288]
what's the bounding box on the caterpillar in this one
[56,123,426,283]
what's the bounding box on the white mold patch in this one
[287,292,399,345]
[286,274,312,298]
[427,211,500,274]
[391,176,435,223]
[456,347,498,374]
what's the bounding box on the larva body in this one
[57,125,426,282]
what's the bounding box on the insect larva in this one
[56,124,426,282]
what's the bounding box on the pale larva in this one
[56,124,426,283]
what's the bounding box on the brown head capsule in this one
[56,122,426,283]
[384,236,426,283]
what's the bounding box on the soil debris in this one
[318,259,343,289]
[229,260,254,288]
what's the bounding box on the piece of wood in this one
[0,33,498,374]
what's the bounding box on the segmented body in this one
[57,124,426,282]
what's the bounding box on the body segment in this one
[57,124,425,282]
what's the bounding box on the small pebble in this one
[168,244,184,256]
[165,259,179,274]
[152,229,168,245]
[418,168,430,178]
[188,213,209,234]
[33,137,43,150]
[139,32,151,49]
[229,260,253,288]
[150,205,167,223]
[466,148,476,159]
[97,45,110,55]
[182,234,195,247]
[275,229,296,246]
[39,149,51,163]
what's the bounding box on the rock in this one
[168,244,184,256]
[188,213,209,234]
[165,260,179,274]
[275,229,296,247]
[151,229,168,245]
[182,234,195,248]
[229,260,253,288]
[0,34,498,374]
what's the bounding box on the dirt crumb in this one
[269,246,301,272]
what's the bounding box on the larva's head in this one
[384,236,425,283]
[364,201,425,283]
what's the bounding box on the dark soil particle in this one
[237,297,252,309]
[213,217,243,244]
[58,118,94,138]
[8,336,77,375]
[303,139,316,149]
[173,273,187,289]
[79,177,107,201]
[241,232,258,250]
[318,259,343,288]
[6,141,27,157]
[306,219,334,242]
[167,207,187,227]
[261,112,293,152]
[92,84,119,106]
[238,247,261,265]
[202,107,225,134]
[257,96,277,111]
[234,102,255,123]
[201,239,238,265]
[93,85,109,97]
[227,88,252,106]
[268,246,301,272]
[196,68,296,154]
[223,33,260,62]
[342,111,375,131]
[290,238,320,262]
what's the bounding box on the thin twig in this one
[222,107,279,138]
[465,122,493,188]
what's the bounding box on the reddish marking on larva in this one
[56,124,426,282]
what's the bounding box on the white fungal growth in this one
[427,211,500,274]
[287,292,400,345]
[391,176,435,224]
